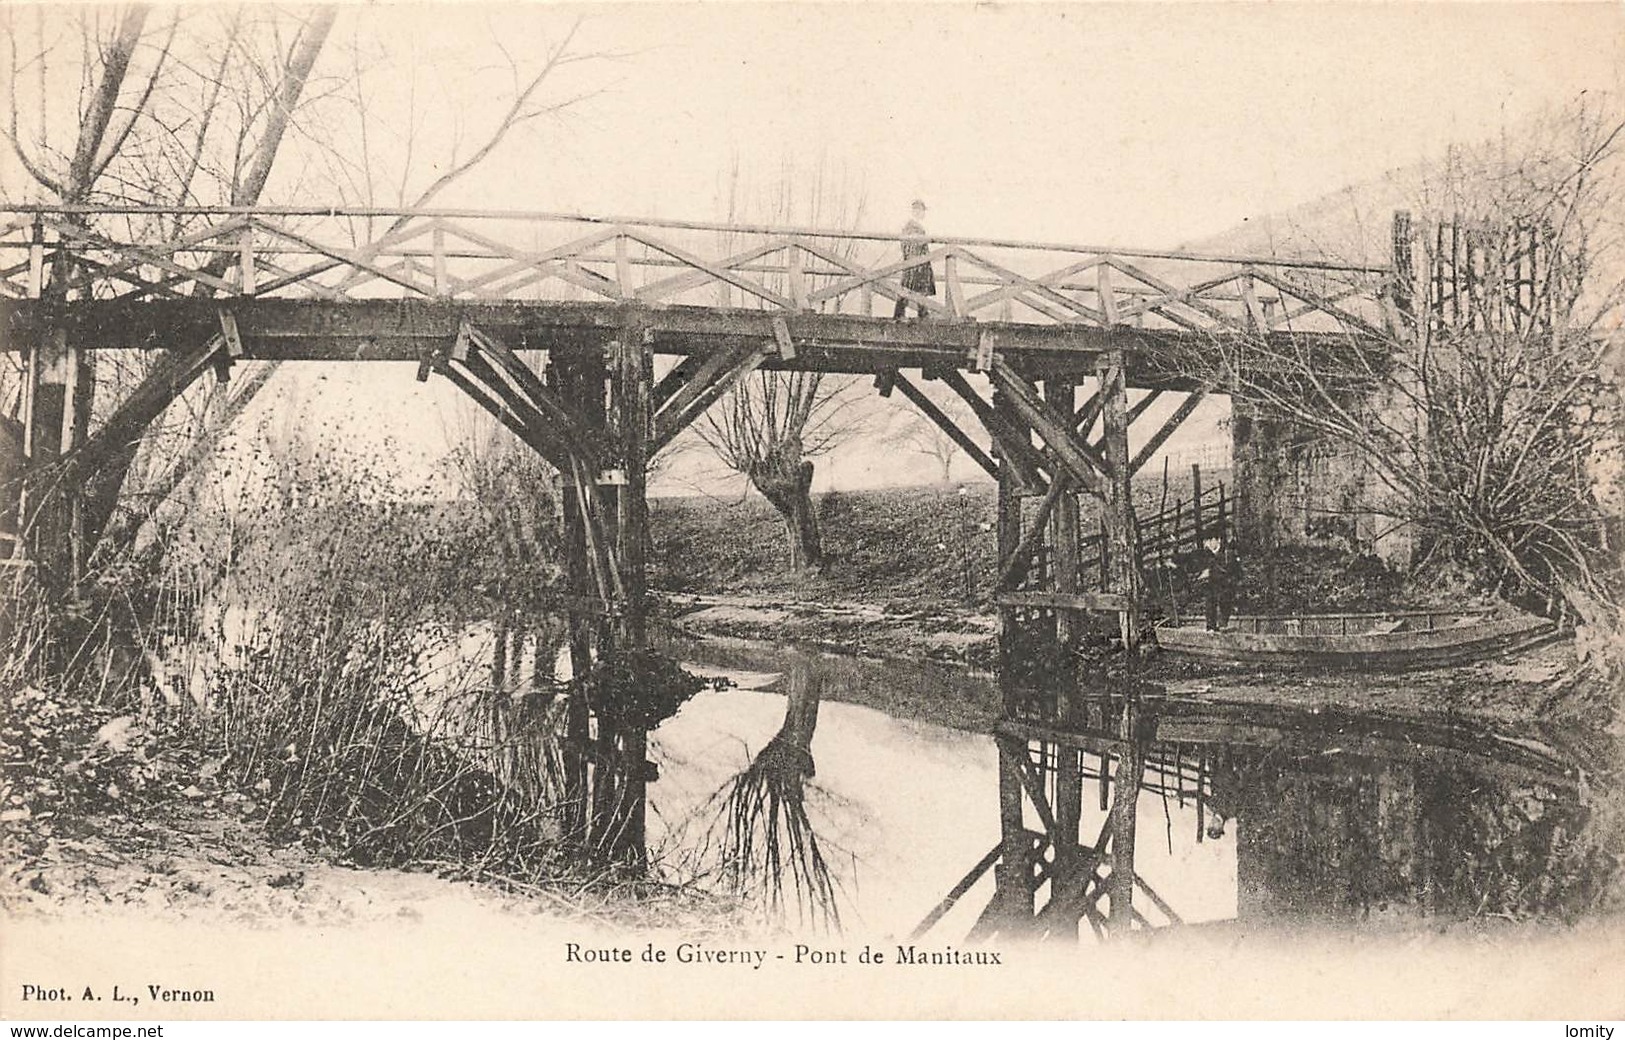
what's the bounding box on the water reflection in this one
[1207,733,1601,923]
[653,633,1614,939]
[701,654,842,929]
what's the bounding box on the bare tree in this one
[1205,99,1624,623]
[881,391,977,484]
[694,156,870,573]
[1,8,612,577]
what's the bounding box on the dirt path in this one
[661,591,997,666]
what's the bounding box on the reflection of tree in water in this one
[1204,744,1619,923]
[702,658,844,931]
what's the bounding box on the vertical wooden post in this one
[992,385,1033,929]
[23,324,78,593]
[1097,261,1120,326]
[610,314,653,870]
[1045,378,1081,657]
[431,224,446,298]
[1045,375,1083,940]
[614,233,633,299]
[1096,352,1141,650]
[944,253,964,318]
[1107,699,1143,934]
[240,224,258,296]
[551,345,598,847]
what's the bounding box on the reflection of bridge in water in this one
[5,204,1416,919]
[664,635,1594,941]
[916,688,1586,941]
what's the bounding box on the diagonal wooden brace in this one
[653,355,705,410]
[463,323,605,471]
[650,341,765,453]
[68,334,227,476]
[1129,390,1207,476]
[891,370,997,480]
[933,367,1047,492]
[996,469,1072,590]
[988,356,1106,494]
[439,358,575,474]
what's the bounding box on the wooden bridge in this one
[0,203,1406,935]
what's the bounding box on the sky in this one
[18,1,1625,497]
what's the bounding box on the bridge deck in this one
[0,205,1393,374]
[2,296,1365,391]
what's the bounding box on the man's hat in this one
[911,198,928,210]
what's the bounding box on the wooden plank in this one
[770,315,796,360]
[650,341,765,452]
[987,356,1105,493]
[973,329,996,372]
[802,243,954,308]
[1046,377,1082,657]
[1239,271,1268,331]
[217,310,243,357]
[1006,737,1060,843]
[1248,267,1392,340]
[622,229,794,311]
[254,219,438,298]
[635,240,779,302]
[891,371,997,480]
[652,354,704,410]
[1097,352,1141,648]
[1073,388,1103,433]
[909,841,1004,940]
[1097,261,1120,325]
[66,335,224,473]
[614,231,633,299]
[995,472,1070,590]
[438,360,573,473]
[1107,256,1249,332]
[936,367,1047,490]
[239,225,258,295]
[944,252,965,317]
[786,243,807,310]
[466,324,605,468]
[961,255,1105,315]
[431,224,620,297]
[996,590,1134,612]
[1125,388,1163,426]
[953,246,1107,324]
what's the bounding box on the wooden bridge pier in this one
[916,696,1163,943]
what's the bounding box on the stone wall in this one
[1231,397,1416,568]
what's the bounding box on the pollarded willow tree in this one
[694,157,871,573]
[1204,99,1624,627]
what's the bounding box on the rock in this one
[93,716,139,754]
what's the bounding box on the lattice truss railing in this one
[0,206,1394,337]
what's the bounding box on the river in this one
[644,632,1611,940]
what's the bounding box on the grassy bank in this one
[649,475,1420,614]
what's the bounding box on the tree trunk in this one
[749,450,822,573]
[753,657,821,781]
[76,10,336,570]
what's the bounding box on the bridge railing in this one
[0,205,1396,338]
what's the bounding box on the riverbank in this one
[0,681,743,933]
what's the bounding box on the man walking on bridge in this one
[894,199,936,319]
